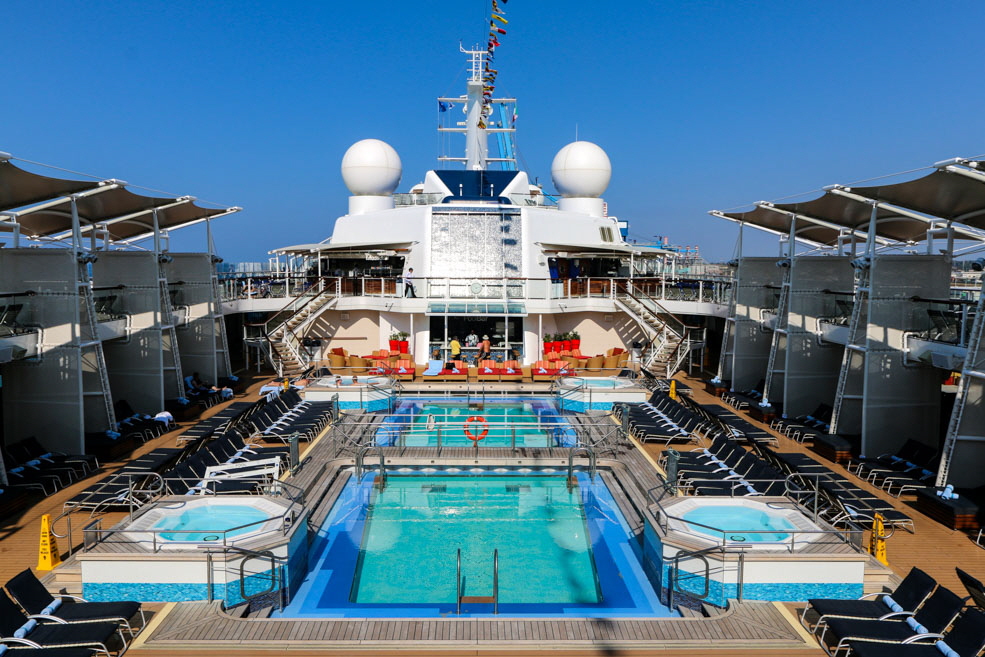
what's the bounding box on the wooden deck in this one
[130,598,820,654]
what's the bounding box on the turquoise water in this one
[153,505,269,541]
[682,506,796,543]
[565,378,626,389]
[392,402,555,447]
[350,476,601,604]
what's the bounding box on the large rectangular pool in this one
[375,398,576,447]
[276,469,672,618]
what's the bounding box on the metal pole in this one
[456,548,462,615]
[737,552,745,602]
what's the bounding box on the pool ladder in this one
[354,445,387,491]
[456,548,499,615]
[567,446,597,490]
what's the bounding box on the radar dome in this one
[341,139,402,195]
[551,141,611,198]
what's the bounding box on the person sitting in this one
[478,335,492,361]
[191,371,234,400]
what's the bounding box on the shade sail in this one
[719,205,842,246]
[848,168,985,231]
[773,193,930,243]
[15,186,176,238]
[0,159,101,212]
[112,202,231,242]
[536,241,671,255]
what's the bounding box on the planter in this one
[388,340,400,352]
[552,341,562,352]
[571,339,581,350]
[543,341,551,354]
[398,340,409,354]
[561,340,572,352]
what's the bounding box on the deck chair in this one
[801,566,936,632]
[819,586,966,656]
[846,607,985,657]
[6,568,144,637]
[0,589,121,655]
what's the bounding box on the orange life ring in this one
[463,416,489,442]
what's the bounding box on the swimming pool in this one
[277,469,672,618]
[152,505,270,542]
[376,399,576,447]
[561,377,634,389]
[681,506,796,543]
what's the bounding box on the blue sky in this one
[3,0,984,263]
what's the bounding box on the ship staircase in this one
[78,258,117,433]
[264,280,339,376]
[614,282,702,378]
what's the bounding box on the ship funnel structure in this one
[341,139,402,215]
[551,141,611,217]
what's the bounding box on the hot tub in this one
[650,497,870,606]
[555,376,649,411]
[126,496,291,550]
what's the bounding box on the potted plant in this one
[561,331,572,352]
[543,333,553,353]
[389,331,401,353]
[570,330,581,351]
[397,331,410,354]
[552,332,564,353]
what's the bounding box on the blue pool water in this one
[563,377,629,389]
[376,398,576,447]
[682,506,796,543]
[277,470,672,618]
[152,505,269,542]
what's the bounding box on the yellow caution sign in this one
[38,513,61,571]
[868,513,888,566]
[669,380,678,400]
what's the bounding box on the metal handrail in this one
[568,446,597,485]
[201,545,288,608]
[667,545,717,609]
[455,547,499,615]
[355,445,387,490]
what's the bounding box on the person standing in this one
[478,334,491,361]
[449,335,462,362]
[465,330,479,347]
[403,267,417,298]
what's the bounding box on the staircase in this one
[264,281,338,376]
[615,283,697,377]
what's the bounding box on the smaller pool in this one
[315,376,389,388]
[561,377,633,389]
[682,506,796,543]
[152,505,270,542]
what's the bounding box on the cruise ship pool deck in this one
[6,373,985,656]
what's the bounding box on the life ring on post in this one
[463,416,489,443]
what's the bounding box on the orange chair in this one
[392,358,415,380]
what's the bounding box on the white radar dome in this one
[551,141,611,198]
[341,139,402,195]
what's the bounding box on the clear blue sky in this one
[3,0,984,263]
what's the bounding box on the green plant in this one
[570,330,580,340]
[543,333,553,342]
[390,331,402,341]
[399,331,409,340]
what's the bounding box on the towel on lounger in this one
[423,360,443,376]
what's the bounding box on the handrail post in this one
[737,552,745,602]
[493,548,499,615]
[206,551,214,602]
[456,548,462,615]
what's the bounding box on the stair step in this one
[677,605,705,618]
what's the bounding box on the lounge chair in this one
[6,569,144,637]
[801,566,936,632]
[0,589,122,655]
[846,607,985,657]
[818,586,966,656]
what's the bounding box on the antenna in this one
[575,124,579,141]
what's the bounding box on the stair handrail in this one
[455,547,500,615]
[263,277,331,336]
[667,544,721,609]
[200,544,289,609]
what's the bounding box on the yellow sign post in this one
[669,380,678,400]
[868,513,888,566]
[38,513,62,571]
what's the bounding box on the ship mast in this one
[463,44,489,170]
[437,45,517,171]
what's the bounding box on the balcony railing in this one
[218,274,733,306]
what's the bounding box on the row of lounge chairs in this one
[241,388,334,442]
[3,438,98,497]
[615,391,713,445]
[1,568,144,655]
[848,439,941,498]
[802,566,985,657]
[664,434,786,496]
[754,443,915,532]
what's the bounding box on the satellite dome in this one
[341,139,402,195]
[551,141,611,198]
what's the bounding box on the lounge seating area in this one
[800,566,985,657]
